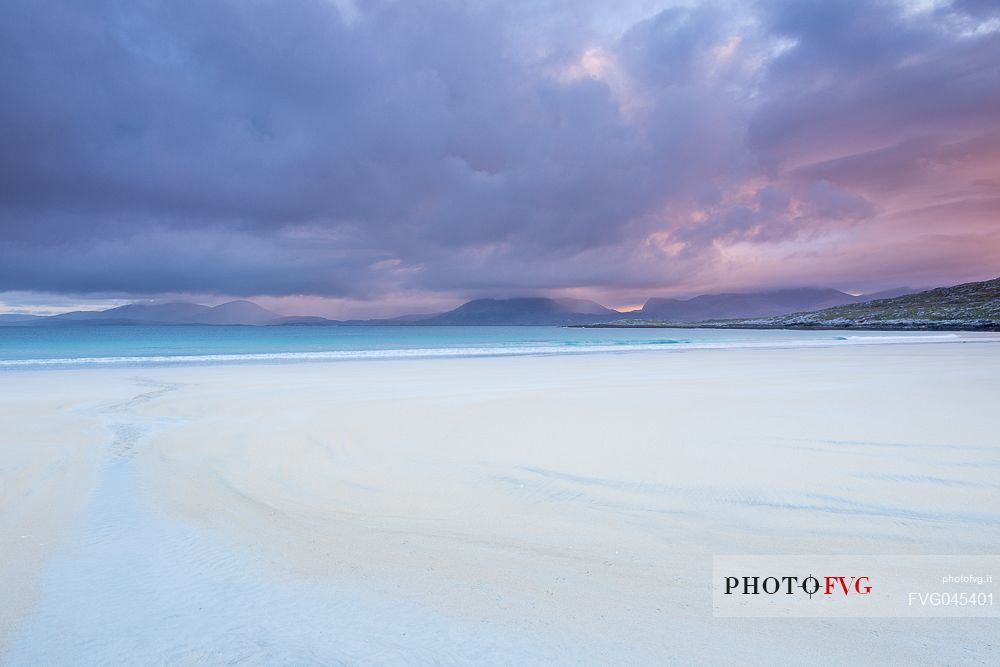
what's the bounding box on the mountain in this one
[0,313,44,322]
[861,287,918,301]
[189,300,280,325]
[8,300,282,326]
[51,301,211,323]
[638,287,910,321]
[0,286,934,328]
[732,277,1000,330]
[420,297,621,325]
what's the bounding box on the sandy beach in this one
[2,341,999,664]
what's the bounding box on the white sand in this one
[2,342,999,664]
[0,376,111,649]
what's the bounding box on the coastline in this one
[573,322,1000,331]
[2,327,998,371]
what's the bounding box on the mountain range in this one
[28,300,282,326]
[584,277,1000,331]
[418,298,620,325]
[728,277,1000,330]
[0,287,922,327]
[638,287,914,321]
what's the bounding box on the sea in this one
[0,324,993,369]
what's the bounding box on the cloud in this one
[1,0,998,312]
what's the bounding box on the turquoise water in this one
[0,325,985,368]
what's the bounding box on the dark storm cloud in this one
[1,0,998,304]
[749,0,1000,162]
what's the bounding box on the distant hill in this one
[582,278,1000,331]
[10,300,282,326]
[51,301,211,323]
[0,284,951,328]
[420,297,622,325]
[734,277,1000,330]
[189,300,280,325]
[639,287,916,321]
[0,313,44,322]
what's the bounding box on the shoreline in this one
[572,323,1000,331]
[2,330,998,371]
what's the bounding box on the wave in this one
[1,332,996,369]
[842,333,960,341]
[1,344,676,367]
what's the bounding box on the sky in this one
[1,0,999,317]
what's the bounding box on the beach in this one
[2,340,999,664]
